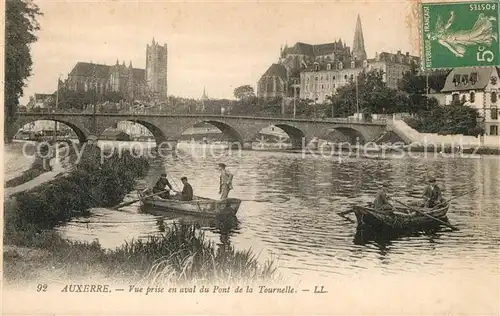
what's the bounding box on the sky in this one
[22,0,422,105]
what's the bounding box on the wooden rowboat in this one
[352,202,450,230]
[138,188,241,217]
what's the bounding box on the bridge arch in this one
[324,127,366,144]
[272,124,306,149]
[97,119,167,145]
[183,120,244,144]
[14,118,89,143]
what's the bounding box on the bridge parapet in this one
[15,111,387,147]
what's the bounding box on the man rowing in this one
[422,176,443,208]
[172,177,193,201]
[153,173,173,199]
[373,188,395,213]
[218,163,233,200]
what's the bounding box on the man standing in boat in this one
[173,177,193,201]
[422,176,443,208]
[153,173,173,199]
[218,163,233,200]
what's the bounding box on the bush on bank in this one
[4,144,149,244]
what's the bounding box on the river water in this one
[4,141,500,281]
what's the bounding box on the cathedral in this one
[257,15,419,103]
[63,38,168,102]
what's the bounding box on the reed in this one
[3,222,277,284]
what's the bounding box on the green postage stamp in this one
[421,1,499,70]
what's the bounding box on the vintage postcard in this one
[2,0,499,315]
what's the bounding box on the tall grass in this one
[3,222,277,284]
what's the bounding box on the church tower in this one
[352,14,367,61]
[146,37,168,101]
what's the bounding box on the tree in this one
[326,69,408,118]
[409,100,484,136]
[233,85,255,100]
[5,0,42,142]
[399,64,450,115]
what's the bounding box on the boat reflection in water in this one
[142,206,241,251]
[353,224,447,256]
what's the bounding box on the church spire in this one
[352,14,367,61]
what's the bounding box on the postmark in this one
[421,1,499,70]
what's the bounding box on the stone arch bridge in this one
[14,113,388,149]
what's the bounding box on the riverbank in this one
[3,222,277,286]
[3,143,277,285]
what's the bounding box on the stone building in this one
[441,66,500,136]
[63,38,168,102]
[257,14,420,103]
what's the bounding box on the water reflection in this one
[5,143,499,278]
[143,206,241,254]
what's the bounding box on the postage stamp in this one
[421,1,500,70]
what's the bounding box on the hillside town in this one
[16,14,499,145]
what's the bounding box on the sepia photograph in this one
[2,0,499,314]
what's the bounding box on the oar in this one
[394,199,459,231]
[431,187,479,210]
[338,209,354,216]
[240,196,291,203]
[111,189,169,209]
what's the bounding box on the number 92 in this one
[36,284,48,292]
[477,46,495,62]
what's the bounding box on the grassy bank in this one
[4,143,277,284]
[3,222,277,284]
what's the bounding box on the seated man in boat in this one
[373,188,395,213]
[173,176,194,201]
[153,173,173,199]
[422,177,443,208]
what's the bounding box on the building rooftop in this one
[441,67,500,92]
[68,62,146,81]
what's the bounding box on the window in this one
[470,91,475,103]
[315,76,319,81]
[470,72,478,84]
[490,125,498,135]
[344,75,348,80]
[350,74,354,80]
[306,78,310,83]
[461,75,469,85]
[492,108,498,120]
[332,75,336,80]
[453,75,460,86]
[351,61,355,68]
[452,93,459,102]
[491,92,497,103]
[339,62,343,69]
[320,75,324,81]
[461,95,467,103]
[321,84,324,90]
[314,64,319,71]
[332,84,335,88]
[491,76,498,85]
[326,64,331,70]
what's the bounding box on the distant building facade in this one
[441,66,500,136]
[257,14,420,103]
[63,38,168,102]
